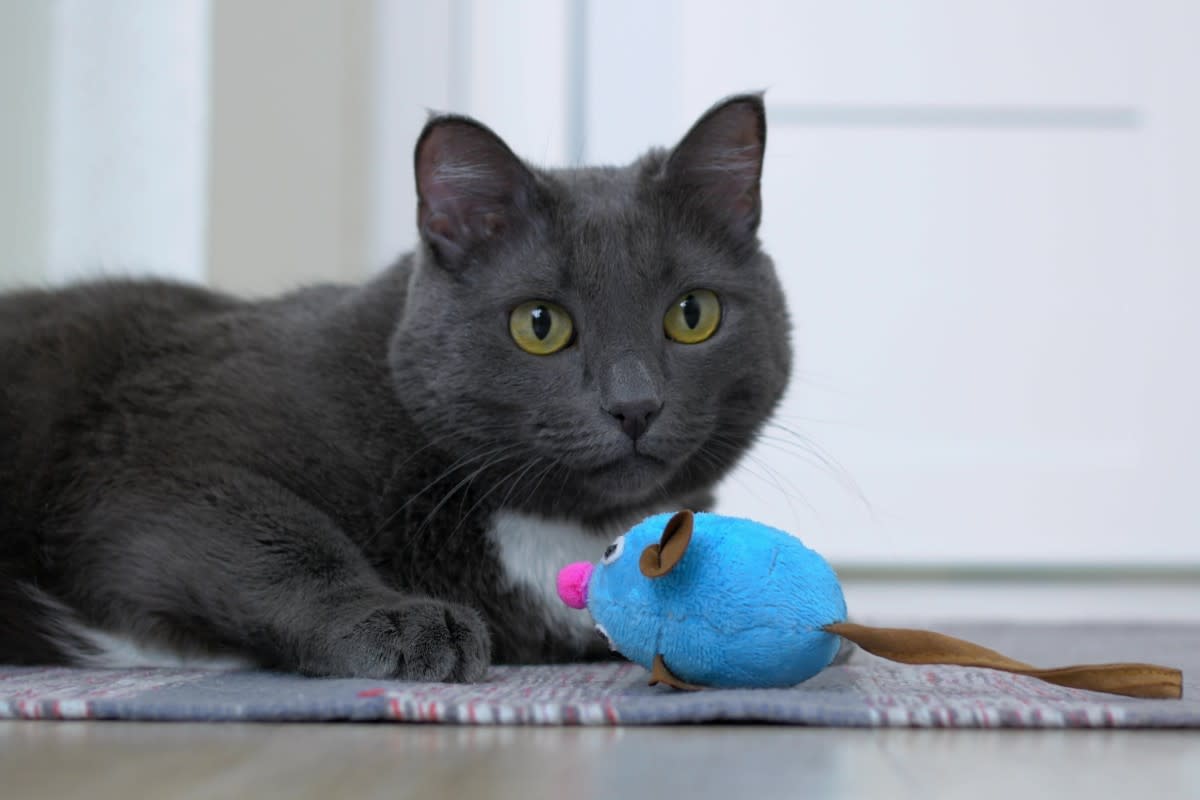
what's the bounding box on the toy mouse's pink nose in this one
[557,562,594,609]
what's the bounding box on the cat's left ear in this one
[414,115,537,269]
[663,93,766,243]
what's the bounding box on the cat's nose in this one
[607,398,662,440]
[601,357,664,440]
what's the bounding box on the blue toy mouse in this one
[557,510,1183,698]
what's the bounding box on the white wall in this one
[1,1,210,289]
[44,0,210,286]
[0,2,53,289]
[367,0,576,268]
[367,0,458,270]
[205,1,373,295]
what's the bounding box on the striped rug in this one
[2,623,1195,727]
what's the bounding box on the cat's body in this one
[0,95,791,679]
[0,273,622,668]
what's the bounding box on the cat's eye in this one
[664,289,721,344]
[601,535,626,565]
[509,300,574,355]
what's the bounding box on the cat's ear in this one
[663,93,766,242]
[414,115,536,268]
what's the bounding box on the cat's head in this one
[389,94,791,521]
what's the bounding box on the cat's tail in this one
[0,571,97,666]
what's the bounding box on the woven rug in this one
[2,623,1196,727]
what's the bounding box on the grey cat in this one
[0,94,790,680]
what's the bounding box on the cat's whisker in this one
[766,411,862,428]
[551,452,577,515]
[385,424,524,479]
[693,443,773,509]
[705,433,815,517]
[519,455,565,509]
[363,441,521,548]
[744,433,842,474]
[381,445,527,567]
[427,461,531,562]
[727,444,808,509]
[409,445,526,541]
[759,421,872,511]
[446,455,545,543]
[500,458,546,510]
[454,440,524,520]
[704,416,863,509]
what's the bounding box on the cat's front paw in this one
[328,598,492,682]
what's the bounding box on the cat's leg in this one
[60,470,491,680]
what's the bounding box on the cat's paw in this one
[328,598,492,682]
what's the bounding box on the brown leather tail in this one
[825,622,1183,700]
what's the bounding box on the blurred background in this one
[2,1,1198,611]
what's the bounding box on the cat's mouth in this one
[589,450,666,473]
[539,430,686,500]
[583,449,671,496]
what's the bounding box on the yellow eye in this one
[664,289,721,344]
[509,300,575,355]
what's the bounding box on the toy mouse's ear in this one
[640,510,694,578]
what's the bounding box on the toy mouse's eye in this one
[595,623,616,651]
[601,536,626,565]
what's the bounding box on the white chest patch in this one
[487,510,622,644]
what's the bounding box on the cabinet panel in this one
[678,0,1140,109]
[714,126,1200,564]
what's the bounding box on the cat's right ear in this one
[414,115,536,269]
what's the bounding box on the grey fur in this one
[0,94,791,679]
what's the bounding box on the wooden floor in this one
[3,721,1198,800]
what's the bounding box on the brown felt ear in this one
[639,510,694,578]
[648,654,705,691]
[824,622,1183,700]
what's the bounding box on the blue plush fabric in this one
[587,512,848,689]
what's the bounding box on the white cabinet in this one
[674,0,1141,107]
[576,0,1200,564]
